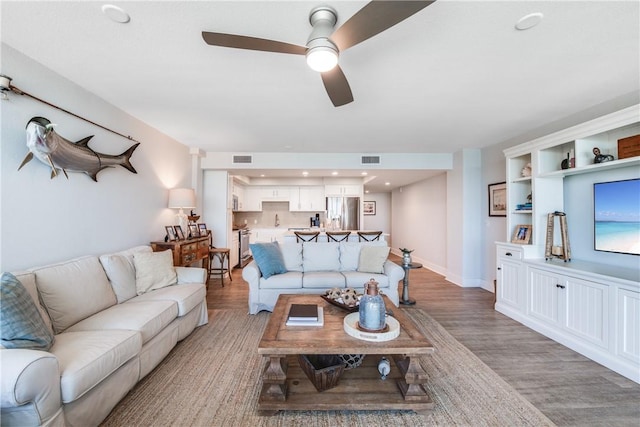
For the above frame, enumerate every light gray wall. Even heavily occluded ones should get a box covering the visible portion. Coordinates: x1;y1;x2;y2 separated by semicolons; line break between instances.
0;45;192;271
362;193;391;236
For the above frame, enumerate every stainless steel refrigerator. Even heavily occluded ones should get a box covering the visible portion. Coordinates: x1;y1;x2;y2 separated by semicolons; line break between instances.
326;197;360;230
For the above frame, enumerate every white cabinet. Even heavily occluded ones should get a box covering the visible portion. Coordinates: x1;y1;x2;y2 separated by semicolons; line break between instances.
290;186;325;211
617;288;640;365
495;244;525;314
250;228;286;243
260;187;291;201
230;231;240;268
324;184;361;197
243;187;262;212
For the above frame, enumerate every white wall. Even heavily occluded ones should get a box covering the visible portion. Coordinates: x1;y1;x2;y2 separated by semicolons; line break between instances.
362;193;391;237
391;173;448;275
0;45;191;271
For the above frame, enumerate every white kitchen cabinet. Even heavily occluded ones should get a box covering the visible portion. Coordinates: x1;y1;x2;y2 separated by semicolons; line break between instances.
324;184;361;197
259;186;291;201
495;244;525;315
230;231;240;268
290;186;325;211
242;187;262;211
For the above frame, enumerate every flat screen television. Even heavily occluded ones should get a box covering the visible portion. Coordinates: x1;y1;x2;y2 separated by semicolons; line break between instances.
593;178;640;256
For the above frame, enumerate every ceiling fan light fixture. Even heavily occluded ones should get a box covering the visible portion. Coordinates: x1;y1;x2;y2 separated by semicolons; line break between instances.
306;44;338;72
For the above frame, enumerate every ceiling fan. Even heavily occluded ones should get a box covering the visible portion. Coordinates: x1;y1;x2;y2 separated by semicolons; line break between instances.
202;1;435;107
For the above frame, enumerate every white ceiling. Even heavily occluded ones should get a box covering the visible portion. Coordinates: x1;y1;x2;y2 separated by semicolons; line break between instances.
2;1;639;192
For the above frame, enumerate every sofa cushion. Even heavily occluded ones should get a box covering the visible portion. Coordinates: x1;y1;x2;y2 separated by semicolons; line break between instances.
358;246;390;274
302;272;346;288
50;330;141;403
66;300;177;344
126;283;205;316
0;273;55;350
250;242;287;279
32;256;117;334
133;250;177;295
302;243;340;272
259;272;303;290
11;271;53;334
342;271;390;289
279;243;303;272
100;246;152;303
339;241;386;271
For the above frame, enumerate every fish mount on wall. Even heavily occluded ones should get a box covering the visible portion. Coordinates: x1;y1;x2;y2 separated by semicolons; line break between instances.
18;117;140;182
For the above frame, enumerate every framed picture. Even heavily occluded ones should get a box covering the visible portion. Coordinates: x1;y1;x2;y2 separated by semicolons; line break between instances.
488;182;507;217
198;223;208;237
363;201;376;215
511;224;532;244
165;226;177;241
188;224;199;238
174;225;185;240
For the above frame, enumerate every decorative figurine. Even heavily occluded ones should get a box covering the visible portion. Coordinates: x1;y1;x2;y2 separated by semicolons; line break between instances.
593;147;614;163
399;248;414;266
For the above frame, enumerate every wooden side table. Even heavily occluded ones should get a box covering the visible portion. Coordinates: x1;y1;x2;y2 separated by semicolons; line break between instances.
400;262;422;305
150;235;210;272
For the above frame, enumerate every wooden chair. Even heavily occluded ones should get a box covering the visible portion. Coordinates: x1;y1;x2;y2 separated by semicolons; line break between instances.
326;231;351;242
357;231;382;242
207;231;232;287
294;231;320;242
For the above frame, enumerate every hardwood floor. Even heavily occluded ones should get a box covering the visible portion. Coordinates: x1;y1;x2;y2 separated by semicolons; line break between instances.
206;255;640;426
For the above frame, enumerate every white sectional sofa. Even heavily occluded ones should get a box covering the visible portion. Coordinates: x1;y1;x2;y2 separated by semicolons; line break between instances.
242;241;404;314
0;246;208;427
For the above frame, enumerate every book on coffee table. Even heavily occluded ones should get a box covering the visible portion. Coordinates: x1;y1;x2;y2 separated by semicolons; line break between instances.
286;305;324;326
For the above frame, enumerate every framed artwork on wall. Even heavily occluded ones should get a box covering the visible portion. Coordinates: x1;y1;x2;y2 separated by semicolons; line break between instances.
488;182;507;217
363;201;376;215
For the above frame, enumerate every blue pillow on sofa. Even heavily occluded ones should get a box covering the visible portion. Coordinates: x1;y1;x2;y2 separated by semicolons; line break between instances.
250;242;287;279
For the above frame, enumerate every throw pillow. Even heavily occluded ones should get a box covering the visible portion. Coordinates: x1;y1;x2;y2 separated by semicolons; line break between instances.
133;250;177;295
357;246;390;274
0;272;55;350
250;242;287;279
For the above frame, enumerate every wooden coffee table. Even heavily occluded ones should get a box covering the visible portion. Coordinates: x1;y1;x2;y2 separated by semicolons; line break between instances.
258;294;435;414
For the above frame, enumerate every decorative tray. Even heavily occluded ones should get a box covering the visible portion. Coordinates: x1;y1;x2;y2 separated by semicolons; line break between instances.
343;312;400;342
320;295;359;313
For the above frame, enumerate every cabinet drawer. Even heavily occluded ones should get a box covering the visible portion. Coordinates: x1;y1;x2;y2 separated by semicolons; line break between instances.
181;243;197;254
498;247;522;260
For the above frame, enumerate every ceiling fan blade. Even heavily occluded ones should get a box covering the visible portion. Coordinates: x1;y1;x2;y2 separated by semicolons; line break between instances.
321;65;353;107
330;1;435;51
202;32;306;55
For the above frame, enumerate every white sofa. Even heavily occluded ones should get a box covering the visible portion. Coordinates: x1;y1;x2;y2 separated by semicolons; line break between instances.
242;241;404;314
0;246;208;427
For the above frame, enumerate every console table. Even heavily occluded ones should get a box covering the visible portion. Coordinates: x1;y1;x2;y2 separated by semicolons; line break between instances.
150;235;210;271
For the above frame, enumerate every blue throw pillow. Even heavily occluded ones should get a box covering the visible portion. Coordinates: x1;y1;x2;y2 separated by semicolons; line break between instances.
250;242;287;279
1;272;55;350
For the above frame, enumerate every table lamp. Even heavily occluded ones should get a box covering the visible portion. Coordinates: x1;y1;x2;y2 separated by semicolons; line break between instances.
168;188;196;235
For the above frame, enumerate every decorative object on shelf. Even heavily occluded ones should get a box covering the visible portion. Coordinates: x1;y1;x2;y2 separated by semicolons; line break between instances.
322;287;361;311
377;357;391;380
617;134;640;159
188;210;200;224
399;248;414;266
165;226;177;242
338;353;365;370
358;279;386;332
174;225;186;240
197;223;208;237
593;147;615;164
511;224;532;244
561;149;575;169
188;224;199;238
297;354;345;392
363;201;376;215
544;211;571;261
488;182;507;217
18;116;139;182
168;188;196;233
521;162;532;177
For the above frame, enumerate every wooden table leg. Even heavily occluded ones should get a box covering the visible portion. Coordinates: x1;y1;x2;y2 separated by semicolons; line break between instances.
392;355;432;403
259;355;288;402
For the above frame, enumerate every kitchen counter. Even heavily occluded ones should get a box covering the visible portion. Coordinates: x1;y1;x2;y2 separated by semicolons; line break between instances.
282;230;388;243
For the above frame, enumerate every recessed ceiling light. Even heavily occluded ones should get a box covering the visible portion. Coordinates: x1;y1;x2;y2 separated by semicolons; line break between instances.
515;12;543;31
361;172;368;176
365;190;369;193
302;171;309;176
102;4;130;24
385;182;390;186
331;171;338;176
260;174;265;177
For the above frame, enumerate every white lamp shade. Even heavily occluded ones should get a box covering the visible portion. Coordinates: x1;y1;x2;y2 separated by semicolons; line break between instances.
168;188;196;209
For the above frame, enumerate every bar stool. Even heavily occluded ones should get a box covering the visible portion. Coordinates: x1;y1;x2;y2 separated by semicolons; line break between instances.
294;231;320;242
326;231;351;242
209;247;232;287
357;231;382;242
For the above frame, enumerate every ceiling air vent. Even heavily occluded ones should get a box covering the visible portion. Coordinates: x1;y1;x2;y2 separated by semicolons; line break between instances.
232;155;253;164
361;155;381;165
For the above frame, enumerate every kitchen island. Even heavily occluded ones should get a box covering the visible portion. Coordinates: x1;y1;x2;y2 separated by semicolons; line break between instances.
282;230;388;243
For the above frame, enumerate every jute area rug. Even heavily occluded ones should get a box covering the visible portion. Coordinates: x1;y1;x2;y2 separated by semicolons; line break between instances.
101;308;555;427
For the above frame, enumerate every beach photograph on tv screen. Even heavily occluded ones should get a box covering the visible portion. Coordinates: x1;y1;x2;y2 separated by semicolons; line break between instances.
593;178;640;256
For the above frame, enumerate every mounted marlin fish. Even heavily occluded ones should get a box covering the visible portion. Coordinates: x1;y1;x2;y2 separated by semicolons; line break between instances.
18;117;140;182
